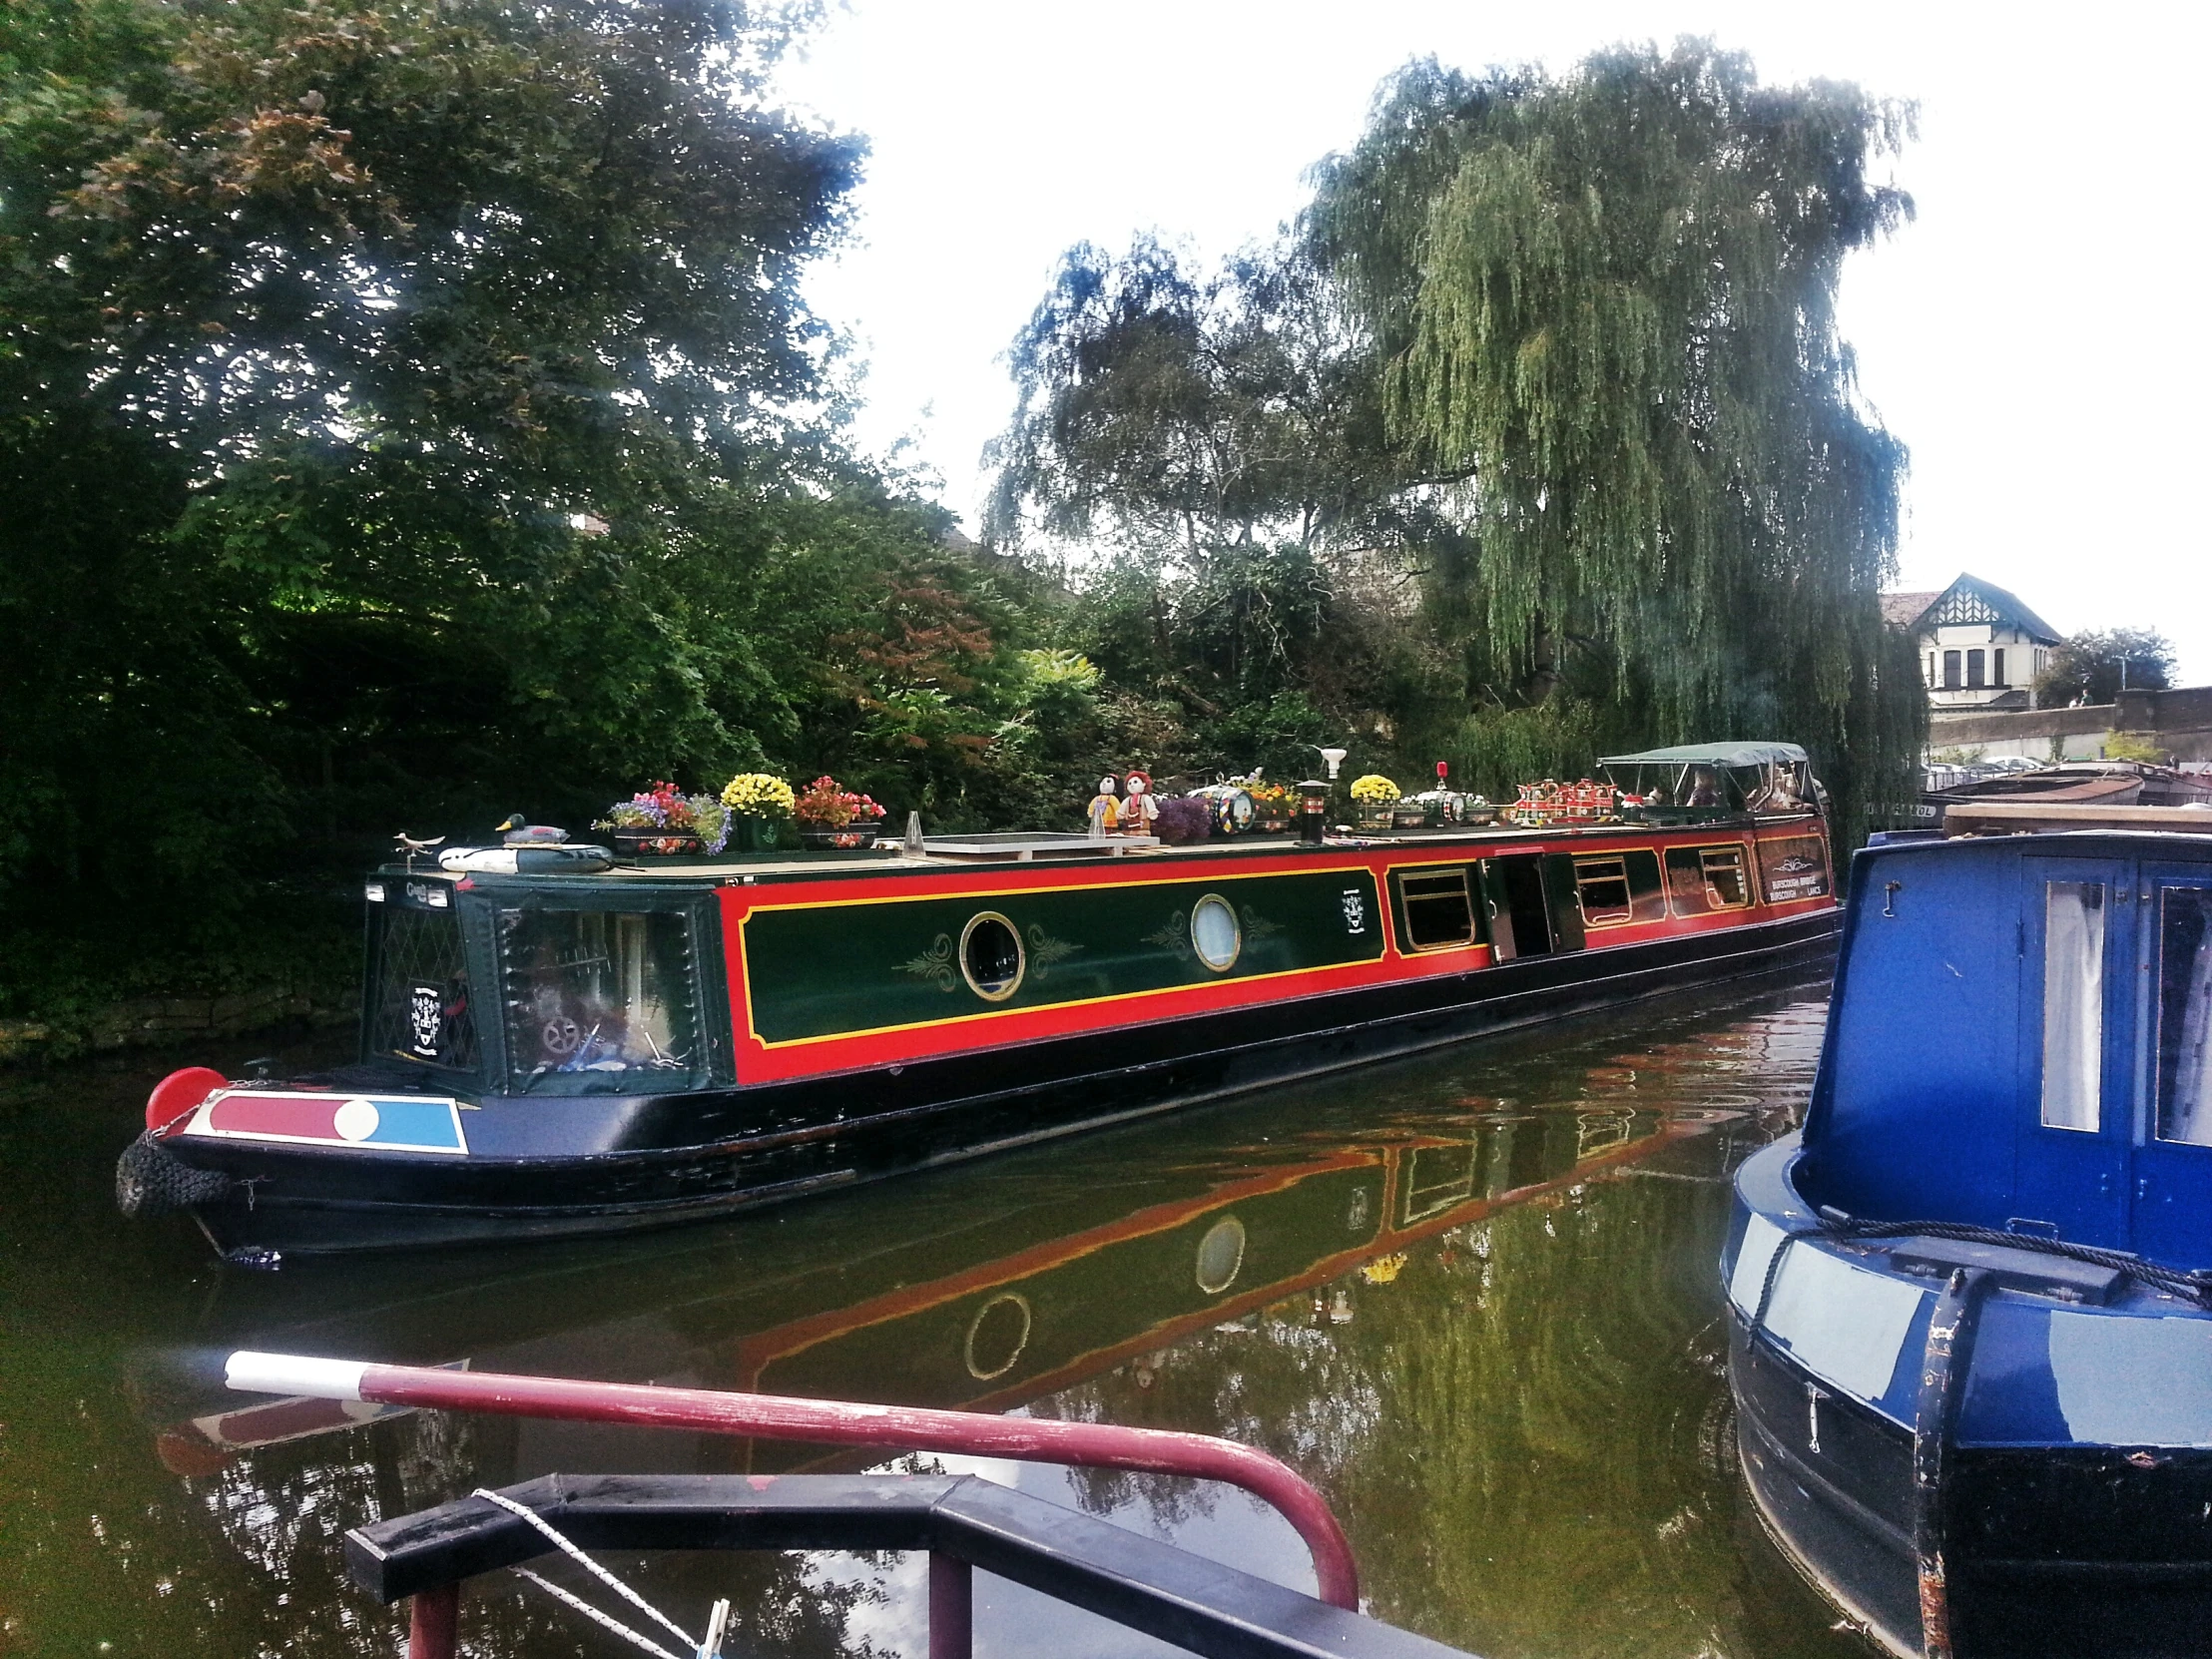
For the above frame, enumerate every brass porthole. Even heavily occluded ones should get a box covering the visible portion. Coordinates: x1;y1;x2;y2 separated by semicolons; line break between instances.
958;911;1026;1002
1189;893;1242;972
963;1292;1033;1380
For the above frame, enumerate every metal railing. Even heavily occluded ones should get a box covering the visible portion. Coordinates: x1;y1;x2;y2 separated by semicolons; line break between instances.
226;1352;1386;1659
349;1472;1475;1659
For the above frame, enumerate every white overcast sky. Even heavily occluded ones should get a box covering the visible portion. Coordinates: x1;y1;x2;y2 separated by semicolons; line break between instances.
781;1;2211;679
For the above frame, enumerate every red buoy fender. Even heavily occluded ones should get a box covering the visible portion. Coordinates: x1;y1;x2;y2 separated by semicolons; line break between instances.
146;1066;227;1135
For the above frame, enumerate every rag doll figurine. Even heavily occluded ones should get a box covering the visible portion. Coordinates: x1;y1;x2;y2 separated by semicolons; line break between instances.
1086;774;1121;836
1119;770;1159;836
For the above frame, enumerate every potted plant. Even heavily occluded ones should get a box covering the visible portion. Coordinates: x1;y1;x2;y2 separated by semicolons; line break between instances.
792;776;887;849
1239;777;1297;833
594;782;731;857
1350;774;1400;830
719;773;796;852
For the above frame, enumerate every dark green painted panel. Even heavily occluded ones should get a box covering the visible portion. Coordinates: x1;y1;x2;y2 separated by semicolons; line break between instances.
743;868;1385;1044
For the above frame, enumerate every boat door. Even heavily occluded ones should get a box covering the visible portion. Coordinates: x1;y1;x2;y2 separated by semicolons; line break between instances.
2127;860;2212;1264
1479;856;1552;961
2015;854;2137;1246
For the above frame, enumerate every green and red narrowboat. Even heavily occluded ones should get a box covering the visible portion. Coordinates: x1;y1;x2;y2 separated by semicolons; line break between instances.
115;744;1840;1263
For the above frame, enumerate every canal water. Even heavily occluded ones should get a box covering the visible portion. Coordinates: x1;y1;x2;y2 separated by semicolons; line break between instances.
0;981;1873;1659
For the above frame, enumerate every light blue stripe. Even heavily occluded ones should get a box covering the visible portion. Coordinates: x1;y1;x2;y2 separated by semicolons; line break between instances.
364;1098;462;1149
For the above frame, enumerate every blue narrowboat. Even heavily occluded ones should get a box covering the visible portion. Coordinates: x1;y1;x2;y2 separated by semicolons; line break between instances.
1727;805;2212;1658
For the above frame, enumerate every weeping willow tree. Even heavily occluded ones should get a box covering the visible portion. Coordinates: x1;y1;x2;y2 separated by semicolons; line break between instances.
1310;42;1928;841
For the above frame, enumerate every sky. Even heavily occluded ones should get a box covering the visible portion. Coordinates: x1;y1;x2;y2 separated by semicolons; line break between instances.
780;1;2212;680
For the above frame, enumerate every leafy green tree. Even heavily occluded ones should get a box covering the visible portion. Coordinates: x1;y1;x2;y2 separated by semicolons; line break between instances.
989;236;1410;557
0;0;1013;1010
1308;43;1926;838
2034;627;2176;706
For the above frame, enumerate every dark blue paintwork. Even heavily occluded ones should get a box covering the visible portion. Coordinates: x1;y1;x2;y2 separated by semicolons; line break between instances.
1725;829;2212;1658
1802;829;2212;1263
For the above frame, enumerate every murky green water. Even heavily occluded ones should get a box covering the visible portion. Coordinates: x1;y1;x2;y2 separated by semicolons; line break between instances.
0;981;1872;1659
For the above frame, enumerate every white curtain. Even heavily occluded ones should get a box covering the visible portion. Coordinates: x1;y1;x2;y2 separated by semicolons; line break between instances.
2041;882;2104;1132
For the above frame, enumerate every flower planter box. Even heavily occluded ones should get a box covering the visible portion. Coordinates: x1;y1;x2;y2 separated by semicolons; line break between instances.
798;824;881;850
609;827;705;857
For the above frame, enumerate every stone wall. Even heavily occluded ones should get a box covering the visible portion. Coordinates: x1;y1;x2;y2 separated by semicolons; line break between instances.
0;984;357;1064
1928;683;2212;764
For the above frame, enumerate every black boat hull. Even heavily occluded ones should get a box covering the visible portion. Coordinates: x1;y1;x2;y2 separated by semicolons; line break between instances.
1734;1314;2212;1659
163;909;1837;1257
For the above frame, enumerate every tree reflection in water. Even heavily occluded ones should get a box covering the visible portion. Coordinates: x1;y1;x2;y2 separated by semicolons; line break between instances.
0;987;1869;1658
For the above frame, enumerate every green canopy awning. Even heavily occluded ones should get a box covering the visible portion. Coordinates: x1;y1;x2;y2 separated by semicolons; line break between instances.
1597;743;1809;769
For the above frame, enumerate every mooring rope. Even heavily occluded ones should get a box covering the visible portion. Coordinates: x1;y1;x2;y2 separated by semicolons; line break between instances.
511;1567;688;1659
472;1487;704;1658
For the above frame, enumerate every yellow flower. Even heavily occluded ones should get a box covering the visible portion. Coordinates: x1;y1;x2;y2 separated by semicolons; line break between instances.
1359;1253;1407;1285
1349;774;1401;803
720;773;796;817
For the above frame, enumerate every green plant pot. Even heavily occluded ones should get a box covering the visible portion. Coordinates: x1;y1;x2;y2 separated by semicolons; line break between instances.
728;816;780;853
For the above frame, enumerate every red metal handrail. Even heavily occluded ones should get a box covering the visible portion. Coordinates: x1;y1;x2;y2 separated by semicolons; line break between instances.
225;1352;1360;1610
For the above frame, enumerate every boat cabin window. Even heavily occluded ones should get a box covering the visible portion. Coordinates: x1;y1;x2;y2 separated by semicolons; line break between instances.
1757;835;1832;903
367;901;480;1075
1190;893;1243;972
498;905;705;1091
1571;852;1665;927
2039;880;2105;1132
1573;857;1631;924
1395;868;1478;951
1664;845;1750;914
2155;887;2212;1145
959;911;1025;1001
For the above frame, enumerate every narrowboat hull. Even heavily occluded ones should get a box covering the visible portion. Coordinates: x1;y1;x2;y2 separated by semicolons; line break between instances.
1728;1136;2212;1659
126;814;1840;1259
160;908;1834;1257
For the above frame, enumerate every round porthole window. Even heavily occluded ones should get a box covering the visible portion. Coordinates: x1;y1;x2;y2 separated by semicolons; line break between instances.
1190;893;1242;972
959;911;1026;1001
964;1292;1033;1380
1194;1216;1247;1295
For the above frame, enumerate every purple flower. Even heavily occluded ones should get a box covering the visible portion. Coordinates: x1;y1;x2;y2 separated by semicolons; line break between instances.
1154;797;1212;844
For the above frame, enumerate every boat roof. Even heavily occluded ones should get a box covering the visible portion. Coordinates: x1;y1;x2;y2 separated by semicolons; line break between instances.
1598;742;1809;768
384;810;1827;886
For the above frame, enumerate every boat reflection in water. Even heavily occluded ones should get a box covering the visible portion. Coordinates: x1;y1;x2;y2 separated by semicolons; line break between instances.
117;990;1854;1659
155;1087;1722;1463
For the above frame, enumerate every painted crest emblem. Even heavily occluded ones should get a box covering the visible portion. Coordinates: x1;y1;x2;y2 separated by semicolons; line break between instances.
408;984;443;1058
1341;889;1368;934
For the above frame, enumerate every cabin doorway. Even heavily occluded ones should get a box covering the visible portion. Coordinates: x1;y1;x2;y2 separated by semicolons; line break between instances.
1481;856;1554;961
2129;860;2212;1264
2016;854;2135;1246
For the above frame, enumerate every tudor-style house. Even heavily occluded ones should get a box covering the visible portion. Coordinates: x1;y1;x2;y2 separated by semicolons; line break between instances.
1880;573;2062;712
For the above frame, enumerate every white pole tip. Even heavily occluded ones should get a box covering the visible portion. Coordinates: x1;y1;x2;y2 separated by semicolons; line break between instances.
224;1351;370;1401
